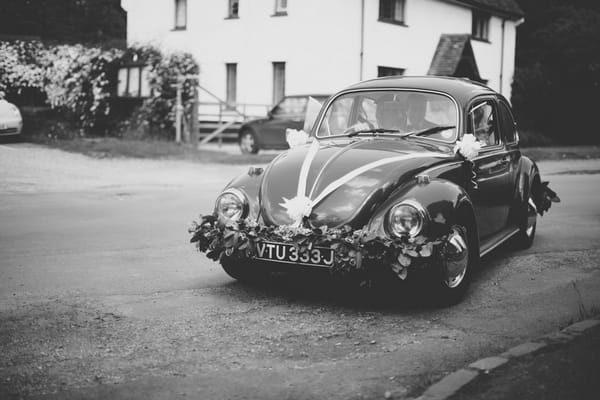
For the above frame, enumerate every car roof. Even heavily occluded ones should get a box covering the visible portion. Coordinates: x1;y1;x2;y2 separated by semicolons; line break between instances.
342;76;498;106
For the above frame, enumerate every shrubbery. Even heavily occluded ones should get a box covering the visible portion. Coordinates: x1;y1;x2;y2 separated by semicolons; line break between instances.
0;40;199;139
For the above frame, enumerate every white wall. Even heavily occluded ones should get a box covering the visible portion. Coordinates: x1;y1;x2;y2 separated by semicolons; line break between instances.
122;0;519;111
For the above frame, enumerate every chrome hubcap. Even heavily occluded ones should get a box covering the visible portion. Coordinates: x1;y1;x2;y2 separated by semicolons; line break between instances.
240;133;254;153
526;197;537;237
445;227;469;288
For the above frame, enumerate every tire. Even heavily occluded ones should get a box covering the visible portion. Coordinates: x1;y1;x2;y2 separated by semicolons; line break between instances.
239;129;259;154
514;192;537;249
220;256;267;283
429;224;474;306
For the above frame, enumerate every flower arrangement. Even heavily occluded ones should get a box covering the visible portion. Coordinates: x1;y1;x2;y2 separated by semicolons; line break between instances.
453;134;481;160
189;215;453;281
285;128;310;148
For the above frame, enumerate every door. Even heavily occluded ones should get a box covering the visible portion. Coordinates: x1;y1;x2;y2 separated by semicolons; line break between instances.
467;99;512;239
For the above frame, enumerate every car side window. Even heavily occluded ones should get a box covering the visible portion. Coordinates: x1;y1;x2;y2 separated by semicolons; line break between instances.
498;101;517;143
467;100;500;147
271;97;308;118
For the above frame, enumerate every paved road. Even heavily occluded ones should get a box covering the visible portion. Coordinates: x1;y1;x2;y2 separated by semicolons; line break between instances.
1;144;599;399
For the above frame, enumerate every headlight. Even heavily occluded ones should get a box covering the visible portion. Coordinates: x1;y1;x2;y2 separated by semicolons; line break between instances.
215;189;247;222
387;200;428;237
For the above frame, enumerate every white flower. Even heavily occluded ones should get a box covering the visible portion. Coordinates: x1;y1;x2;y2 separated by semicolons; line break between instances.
285;129;310;149
280;195;313;226
454;134;481;161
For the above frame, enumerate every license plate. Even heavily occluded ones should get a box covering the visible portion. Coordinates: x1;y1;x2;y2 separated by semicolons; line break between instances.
255;241;335;268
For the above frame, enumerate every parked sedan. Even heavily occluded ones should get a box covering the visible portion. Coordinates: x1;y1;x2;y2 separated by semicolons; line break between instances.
238;94;330;154
0;99;23;139
192;76;558;305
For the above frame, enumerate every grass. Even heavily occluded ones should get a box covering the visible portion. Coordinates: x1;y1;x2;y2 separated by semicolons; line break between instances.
19;135;600;164
24;136;279;164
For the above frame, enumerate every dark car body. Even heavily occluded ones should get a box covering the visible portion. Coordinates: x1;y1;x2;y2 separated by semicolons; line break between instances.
195;76;556;305
238;94;330;153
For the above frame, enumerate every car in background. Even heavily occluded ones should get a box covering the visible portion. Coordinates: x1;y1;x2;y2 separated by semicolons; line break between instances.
238;94;330;154
0;99;23;140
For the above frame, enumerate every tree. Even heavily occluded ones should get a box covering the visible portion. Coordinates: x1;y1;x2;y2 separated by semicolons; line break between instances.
512;0;600;144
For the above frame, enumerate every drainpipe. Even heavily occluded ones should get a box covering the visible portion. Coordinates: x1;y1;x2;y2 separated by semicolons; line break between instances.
360;0;365;80
499;19;505;95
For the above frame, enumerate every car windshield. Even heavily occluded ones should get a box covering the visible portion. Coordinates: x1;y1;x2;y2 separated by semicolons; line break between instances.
316;90;458;142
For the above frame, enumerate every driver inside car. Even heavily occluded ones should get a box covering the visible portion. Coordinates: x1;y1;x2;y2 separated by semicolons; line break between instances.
347;93;406;133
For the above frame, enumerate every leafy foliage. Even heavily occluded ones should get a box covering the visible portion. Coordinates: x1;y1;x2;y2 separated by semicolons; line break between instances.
189;215;452;281
0;40;199;137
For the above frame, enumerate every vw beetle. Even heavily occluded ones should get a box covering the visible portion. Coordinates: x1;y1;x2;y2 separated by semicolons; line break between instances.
191;76;558;305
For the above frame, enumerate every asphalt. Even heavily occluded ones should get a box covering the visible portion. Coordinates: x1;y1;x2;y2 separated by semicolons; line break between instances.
416;319;600;400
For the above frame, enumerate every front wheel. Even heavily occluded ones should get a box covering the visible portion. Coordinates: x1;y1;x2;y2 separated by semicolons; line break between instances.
220;257;268;283
239;129;259;154
429;225;473;306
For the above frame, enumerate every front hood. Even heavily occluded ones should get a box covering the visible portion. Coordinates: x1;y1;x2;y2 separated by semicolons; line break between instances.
260;138;454;227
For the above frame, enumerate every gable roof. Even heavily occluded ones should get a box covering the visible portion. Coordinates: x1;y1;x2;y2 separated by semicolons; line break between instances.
448;0;524;19
428;34;482;81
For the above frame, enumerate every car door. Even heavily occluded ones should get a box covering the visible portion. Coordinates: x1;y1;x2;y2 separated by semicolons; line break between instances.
497;98;521;202
261;96;306;147
467;98;513;240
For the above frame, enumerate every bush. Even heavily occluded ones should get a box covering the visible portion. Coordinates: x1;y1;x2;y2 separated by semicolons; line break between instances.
0;40;199;139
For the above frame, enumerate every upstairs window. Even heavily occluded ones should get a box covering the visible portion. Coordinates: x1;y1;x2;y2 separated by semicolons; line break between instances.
274;0;287;16
472;11;490;41
379;0;406;25
174;0;187;30
378;66;405;77
228;0;239;18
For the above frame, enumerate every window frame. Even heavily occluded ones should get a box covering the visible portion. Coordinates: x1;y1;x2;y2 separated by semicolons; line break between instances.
471;11;490;42
272;62;286;105
378;0;407;26
497;99;518;144
377;66;405;77
173;0;187;30
273;0;288;16
227;0;239;19
466;98;503;151
225;63;237;109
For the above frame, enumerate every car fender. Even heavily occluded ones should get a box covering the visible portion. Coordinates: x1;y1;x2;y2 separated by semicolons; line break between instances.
221;153;287;220
517;155;541;203
367;178;479;252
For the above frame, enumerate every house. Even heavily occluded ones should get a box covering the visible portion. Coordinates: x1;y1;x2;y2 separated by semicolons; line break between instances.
122;0;523;117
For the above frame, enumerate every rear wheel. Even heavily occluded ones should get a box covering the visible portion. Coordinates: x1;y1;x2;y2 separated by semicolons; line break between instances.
239;129;259;154
514;194;537;249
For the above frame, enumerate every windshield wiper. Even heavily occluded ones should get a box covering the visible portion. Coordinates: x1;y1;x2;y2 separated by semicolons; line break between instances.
398;125;456;138
346;128;401;138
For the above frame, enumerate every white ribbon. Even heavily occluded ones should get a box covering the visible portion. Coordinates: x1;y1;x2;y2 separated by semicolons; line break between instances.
280;141;444;225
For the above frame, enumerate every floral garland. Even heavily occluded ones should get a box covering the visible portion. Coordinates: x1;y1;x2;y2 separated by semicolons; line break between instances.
189;215;453;281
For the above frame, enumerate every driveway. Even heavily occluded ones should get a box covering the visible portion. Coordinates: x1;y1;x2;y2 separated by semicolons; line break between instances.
1;143;599;399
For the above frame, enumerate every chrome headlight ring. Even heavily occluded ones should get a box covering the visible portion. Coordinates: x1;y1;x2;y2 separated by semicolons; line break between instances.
214;188;249;223
387;199;429;238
